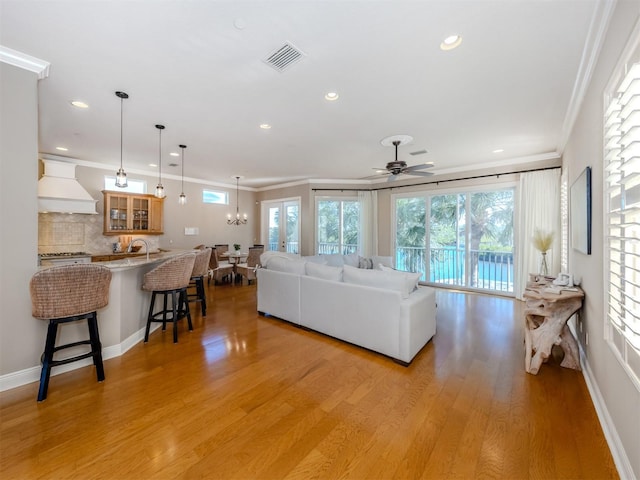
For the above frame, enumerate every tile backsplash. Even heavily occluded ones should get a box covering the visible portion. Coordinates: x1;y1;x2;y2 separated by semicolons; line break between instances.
38;213;159;254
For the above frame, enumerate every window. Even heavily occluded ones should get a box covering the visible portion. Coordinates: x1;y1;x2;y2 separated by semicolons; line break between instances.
104;176;146;193
202;190;228;205
604;60;640;388
316;198;359;254
393;187;515;293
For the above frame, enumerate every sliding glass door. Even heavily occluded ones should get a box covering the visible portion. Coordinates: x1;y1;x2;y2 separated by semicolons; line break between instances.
393;187;515;293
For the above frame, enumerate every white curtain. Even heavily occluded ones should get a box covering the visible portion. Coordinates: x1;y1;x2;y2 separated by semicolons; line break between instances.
358;190;378;257
515;169;561;299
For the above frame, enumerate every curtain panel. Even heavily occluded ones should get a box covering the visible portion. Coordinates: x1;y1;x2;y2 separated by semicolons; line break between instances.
516;169;561;299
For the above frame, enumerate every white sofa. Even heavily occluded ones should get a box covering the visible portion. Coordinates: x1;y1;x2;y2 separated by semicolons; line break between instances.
256;252;437;364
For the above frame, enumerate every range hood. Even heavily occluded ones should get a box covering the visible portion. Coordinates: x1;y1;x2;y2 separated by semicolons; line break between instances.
38;159;98;214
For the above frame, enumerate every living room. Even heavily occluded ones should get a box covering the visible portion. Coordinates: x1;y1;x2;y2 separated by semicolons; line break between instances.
1;1;639;478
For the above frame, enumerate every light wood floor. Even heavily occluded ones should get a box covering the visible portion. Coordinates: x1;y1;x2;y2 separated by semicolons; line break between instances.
1;282;617;479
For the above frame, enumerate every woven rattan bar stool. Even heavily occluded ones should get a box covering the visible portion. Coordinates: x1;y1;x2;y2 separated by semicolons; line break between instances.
142;253;196;343
29;264;112;402
187;248;212;316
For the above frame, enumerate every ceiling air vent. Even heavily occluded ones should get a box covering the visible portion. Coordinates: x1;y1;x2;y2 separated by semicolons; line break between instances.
263;42;305;72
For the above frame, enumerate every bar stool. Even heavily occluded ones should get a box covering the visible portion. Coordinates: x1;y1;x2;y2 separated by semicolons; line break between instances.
142;253;196;343
187;247;212;316
29;264;112;402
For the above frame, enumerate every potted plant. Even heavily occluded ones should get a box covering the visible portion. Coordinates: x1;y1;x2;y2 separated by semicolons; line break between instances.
233;243;241;251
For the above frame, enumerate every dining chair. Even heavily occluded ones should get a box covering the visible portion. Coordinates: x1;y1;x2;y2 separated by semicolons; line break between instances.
208;247;234;285
235;246;264;285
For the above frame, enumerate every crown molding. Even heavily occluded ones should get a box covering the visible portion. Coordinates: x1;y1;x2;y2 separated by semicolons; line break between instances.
0;45;50;79
557;0;617;154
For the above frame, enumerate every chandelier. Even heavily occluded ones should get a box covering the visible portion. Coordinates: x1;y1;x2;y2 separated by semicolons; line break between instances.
227;176;247;225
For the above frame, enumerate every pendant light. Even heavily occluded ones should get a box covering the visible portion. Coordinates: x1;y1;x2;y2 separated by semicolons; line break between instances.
178;144;187;205
115;91;129;188
227;176;248;225
154;124;166;198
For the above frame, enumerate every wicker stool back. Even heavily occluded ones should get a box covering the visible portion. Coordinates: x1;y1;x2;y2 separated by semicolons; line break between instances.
29;264;112;401
142;253;196;343
187;248;212;316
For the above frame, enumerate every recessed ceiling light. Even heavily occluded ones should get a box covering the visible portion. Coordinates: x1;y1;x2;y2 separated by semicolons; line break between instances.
260;123;271;129
492;148;505;153
440;34;462;51
149;163;157;167
70;101;89;108
325;92;339;101
169;152;179;157
55;146;68;151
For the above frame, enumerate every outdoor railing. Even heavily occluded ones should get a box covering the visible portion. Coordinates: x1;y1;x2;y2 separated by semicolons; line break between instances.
317;243;358;255
396;246;513;293
267;242;299;254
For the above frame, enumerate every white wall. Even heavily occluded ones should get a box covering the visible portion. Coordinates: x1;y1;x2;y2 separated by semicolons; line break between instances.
562;1;639;477
0;63;41;375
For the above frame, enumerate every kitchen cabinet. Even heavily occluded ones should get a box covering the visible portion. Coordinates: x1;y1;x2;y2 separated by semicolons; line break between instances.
103;191;164;235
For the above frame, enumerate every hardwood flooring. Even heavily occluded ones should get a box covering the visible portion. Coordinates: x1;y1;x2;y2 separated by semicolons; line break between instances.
0;283;618;479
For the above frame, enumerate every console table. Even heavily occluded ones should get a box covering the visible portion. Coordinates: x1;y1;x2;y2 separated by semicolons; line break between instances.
523;276;584;375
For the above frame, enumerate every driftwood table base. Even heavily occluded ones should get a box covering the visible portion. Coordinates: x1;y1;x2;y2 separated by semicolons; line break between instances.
523;278;584;375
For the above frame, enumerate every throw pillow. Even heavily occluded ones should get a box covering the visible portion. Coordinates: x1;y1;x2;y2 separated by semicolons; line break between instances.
260;251;301;269
305;262;343;282
358;256;374;269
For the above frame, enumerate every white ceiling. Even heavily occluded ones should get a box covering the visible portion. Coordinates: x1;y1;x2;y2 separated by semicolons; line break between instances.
1;0;604;188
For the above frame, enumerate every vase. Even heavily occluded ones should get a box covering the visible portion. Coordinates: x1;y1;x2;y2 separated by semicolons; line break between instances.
539;251;549;276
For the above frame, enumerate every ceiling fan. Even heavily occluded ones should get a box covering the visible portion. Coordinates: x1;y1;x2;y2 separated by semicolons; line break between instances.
370;136;434;182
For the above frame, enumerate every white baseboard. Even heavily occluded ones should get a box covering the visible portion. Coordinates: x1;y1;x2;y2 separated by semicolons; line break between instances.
577;337;635;479
0;324;158;393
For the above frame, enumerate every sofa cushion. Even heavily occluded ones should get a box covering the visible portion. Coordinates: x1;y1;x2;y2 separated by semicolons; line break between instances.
267;256;307;275
302;255;328;265
306;262;343;281
371;255;393;268
343;253;360;267
379;265;421;295
343;264;417;299
260;251;301;269
324;254;345;267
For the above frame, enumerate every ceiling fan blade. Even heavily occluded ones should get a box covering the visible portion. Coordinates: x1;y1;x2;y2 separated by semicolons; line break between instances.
403;163;434;172
404;170;434;177
360;173;388;180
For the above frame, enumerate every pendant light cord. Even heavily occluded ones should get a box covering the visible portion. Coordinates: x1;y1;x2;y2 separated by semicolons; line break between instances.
119;96;124;170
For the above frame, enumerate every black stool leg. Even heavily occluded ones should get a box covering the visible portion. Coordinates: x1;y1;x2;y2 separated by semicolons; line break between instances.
170;291;179;343
145;291;157;342
162;293;168;331
182;289;193;331
197;277;206;316
87;312;105;382
38;320;59;401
